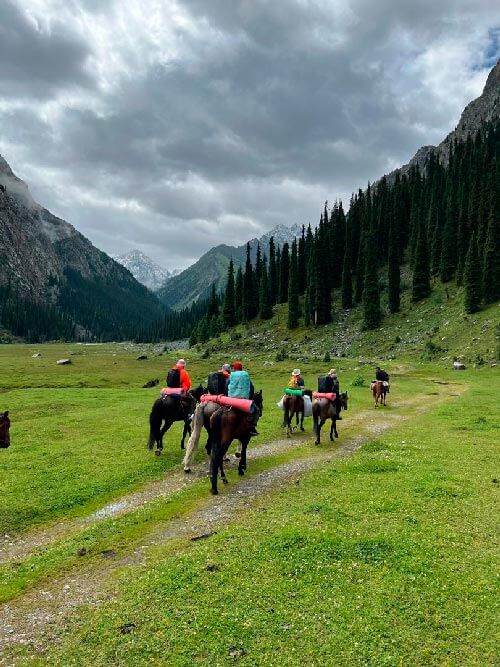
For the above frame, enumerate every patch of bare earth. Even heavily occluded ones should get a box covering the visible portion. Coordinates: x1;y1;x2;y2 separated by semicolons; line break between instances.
0;387;461;661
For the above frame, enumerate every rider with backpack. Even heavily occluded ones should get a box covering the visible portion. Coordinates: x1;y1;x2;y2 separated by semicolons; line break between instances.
375;366;390;391
166;359;192;392
227;361;259;436
207;363;231;395
317;368;342;419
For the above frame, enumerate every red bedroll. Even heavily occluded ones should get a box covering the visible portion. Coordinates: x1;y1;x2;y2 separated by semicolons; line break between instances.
312;392;336;401
160;387;185;396
200;394;253;414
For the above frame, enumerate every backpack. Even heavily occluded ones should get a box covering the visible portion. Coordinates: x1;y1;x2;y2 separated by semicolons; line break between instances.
166;368;181;388
207;371;226;395
318;375;333;393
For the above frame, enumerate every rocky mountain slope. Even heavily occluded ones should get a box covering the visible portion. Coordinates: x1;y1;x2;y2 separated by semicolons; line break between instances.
388;59;500;180
0;157;163;340
157;223;302;310
114;249;178;291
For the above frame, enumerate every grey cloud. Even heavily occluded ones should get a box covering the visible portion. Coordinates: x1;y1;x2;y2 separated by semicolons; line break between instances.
0;0;93;99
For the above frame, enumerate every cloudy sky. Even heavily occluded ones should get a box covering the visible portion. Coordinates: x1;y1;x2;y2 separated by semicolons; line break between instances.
0;1;498;269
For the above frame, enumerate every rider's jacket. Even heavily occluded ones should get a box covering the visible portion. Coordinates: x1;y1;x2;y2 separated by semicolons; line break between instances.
376;370;389;382
227;370;251;399
175;365;192;392
287;375;305;389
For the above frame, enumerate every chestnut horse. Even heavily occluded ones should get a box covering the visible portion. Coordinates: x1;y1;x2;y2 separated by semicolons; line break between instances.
312;392;348;445
0;411;10;448
147;385;205;455
207;390;263;495
371;381;387;407
283;390;313;437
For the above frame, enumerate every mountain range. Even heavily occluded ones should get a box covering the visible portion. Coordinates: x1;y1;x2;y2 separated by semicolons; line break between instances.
156;223;302;310
114;249;179;291
0;157;163;340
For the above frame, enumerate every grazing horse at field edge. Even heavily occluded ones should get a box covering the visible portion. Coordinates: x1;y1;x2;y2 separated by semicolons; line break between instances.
147;385;205;455
312;393;348;445
207;390;263;495
371;381;387;407
283;390;312;437
0;412;10;448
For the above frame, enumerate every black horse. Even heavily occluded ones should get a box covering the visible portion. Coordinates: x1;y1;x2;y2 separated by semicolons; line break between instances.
312;392;348;445
147;385;205;455
208;390;264;495
0;411;10;448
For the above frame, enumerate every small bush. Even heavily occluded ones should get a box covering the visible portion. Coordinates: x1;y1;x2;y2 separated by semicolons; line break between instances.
201;348;210;359
275;348;287;362
230;331;242;342
351;375;365;387
324;351;331;363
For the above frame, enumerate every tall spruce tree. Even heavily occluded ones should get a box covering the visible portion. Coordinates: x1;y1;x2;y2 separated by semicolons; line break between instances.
234;266;243;323
439;194;457;282
464;232;482;313
279;242;290;303
222;259;235;328
387;210;400;313
362;232;381;329
268;236;278;305
412;220;431;302
341;224;353;309
482;209;500;304
287;239;299;329
259;257;273;320
298;225;306;295
242;243;257;321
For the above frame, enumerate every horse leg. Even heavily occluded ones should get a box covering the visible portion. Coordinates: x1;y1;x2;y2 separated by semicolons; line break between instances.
156;421;171;455
316;419;325;446
180;421;190;449
300;412;305;432
220;454;228;484
238;439;249;476
210;442;221;495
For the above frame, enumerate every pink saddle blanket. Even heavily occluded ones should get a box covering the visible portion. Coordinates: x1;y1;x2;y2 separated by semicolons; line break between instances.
200;394;253;414
160;387;185;396
312;392;337;401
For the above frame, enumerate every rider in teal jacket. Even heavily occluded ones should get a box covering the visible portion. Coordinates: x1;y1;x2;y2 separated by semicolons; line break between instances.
226;361;258;435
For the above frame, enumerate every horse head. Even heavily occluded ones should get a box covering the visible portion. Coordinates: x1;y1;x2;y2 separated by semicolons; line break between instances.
340;392;348;411
0;411;11;448
254;389;264;416
190;385;206;402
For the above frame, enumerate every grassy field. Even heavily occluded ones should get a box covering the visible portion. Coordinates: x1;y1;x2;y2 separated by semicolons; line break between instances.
0;343;498;665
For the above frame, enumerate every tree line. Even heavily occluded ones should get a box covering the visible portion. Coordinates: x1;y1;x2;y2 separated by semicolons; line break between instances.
188;121;499;343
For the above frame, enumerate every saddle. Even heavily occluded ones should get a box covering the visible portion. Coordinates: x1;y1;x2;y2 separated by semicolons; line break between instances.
160;387;185;397
201;394;254;414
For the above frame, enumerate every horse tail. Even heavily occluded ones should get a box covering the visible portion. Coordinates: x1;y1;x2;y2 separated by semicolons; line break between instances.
283;396;290;427
148;399;162;449
210;408;223;447
312;401;319;430
183;403;204;470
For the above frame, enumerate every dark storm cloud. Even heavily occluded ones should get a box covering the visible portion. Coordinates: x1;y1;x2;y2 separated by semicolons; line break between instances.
0;0;498;268
0;0;93;99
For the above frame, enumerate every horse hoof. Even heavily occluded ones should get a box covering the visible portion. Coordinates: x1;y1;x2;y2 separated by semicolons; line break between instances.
155;450;162;456
222;477;228;484
180;444;184;450
234;452;241;458
184;468;191;474
315;441;320;446
335;433;339;438
211;489;219;495
238;469;244;476
300;427;305;432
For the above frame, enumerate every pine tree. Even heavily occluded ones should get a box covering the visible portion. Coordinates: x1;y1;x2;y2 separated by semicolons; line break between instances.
222;259;235;328
234;266;243;323
362;232;381;329
259;257;273;320
242;243;256;321
482;209;500;304
287;239;299;329
298;225;306;295
341;224;353;309
279;242;290;303
412;220;431;302
387;211;400;313
207;284;219;319
464;233;482;313
439;195;457;283
268;237;278;304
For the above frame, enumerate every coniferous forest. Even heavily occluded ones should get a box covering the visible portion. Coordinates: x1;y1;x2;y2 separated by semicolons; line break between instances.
186;122;499;344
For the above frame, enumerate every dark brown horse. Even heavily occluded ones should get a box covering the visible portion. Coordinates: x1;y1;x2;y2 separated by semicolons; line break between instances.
371;381;387;407
283;390;312;437
312;392;348;445
147;385;205;455
0;411;10;449
207;390;263;494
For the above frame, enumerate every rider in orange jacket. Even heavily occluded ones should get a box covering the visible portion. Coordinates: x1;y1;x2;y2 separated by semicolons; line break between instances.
175;359;192;392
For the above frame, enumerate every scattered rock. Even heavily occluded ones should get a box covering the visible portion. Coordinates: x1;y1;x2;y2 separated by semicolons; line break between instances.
119;623;136;635
453;361;466;370
32;353;41;358
190;532;216;541
205;563;220;572
136;354;148;361
101;549;117;558
76;547;87;557
56;359;71;365
142;378;159;388
228;646;246;659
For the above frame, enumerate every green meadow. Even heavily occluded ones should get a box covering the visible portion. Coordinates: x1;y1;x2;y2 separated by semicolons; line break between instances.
0;343;498;666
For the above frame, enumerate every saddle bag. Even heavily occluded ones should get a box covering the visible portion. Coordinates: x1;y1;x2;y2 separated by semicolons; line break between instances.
166;368;181;388
207;371;226;395
317;375;333;393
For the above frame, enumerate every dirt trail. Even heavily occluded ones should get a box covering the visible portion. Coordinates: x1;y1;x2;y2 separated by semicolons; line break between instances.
0;387;461;660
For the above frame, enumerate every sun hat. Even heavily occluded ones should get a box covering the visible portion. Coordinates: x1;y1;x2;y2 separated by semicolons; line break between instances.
328;368;337;375
176;359;186;367
292;369;301;376
233;361;243;370
222;363;231;372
